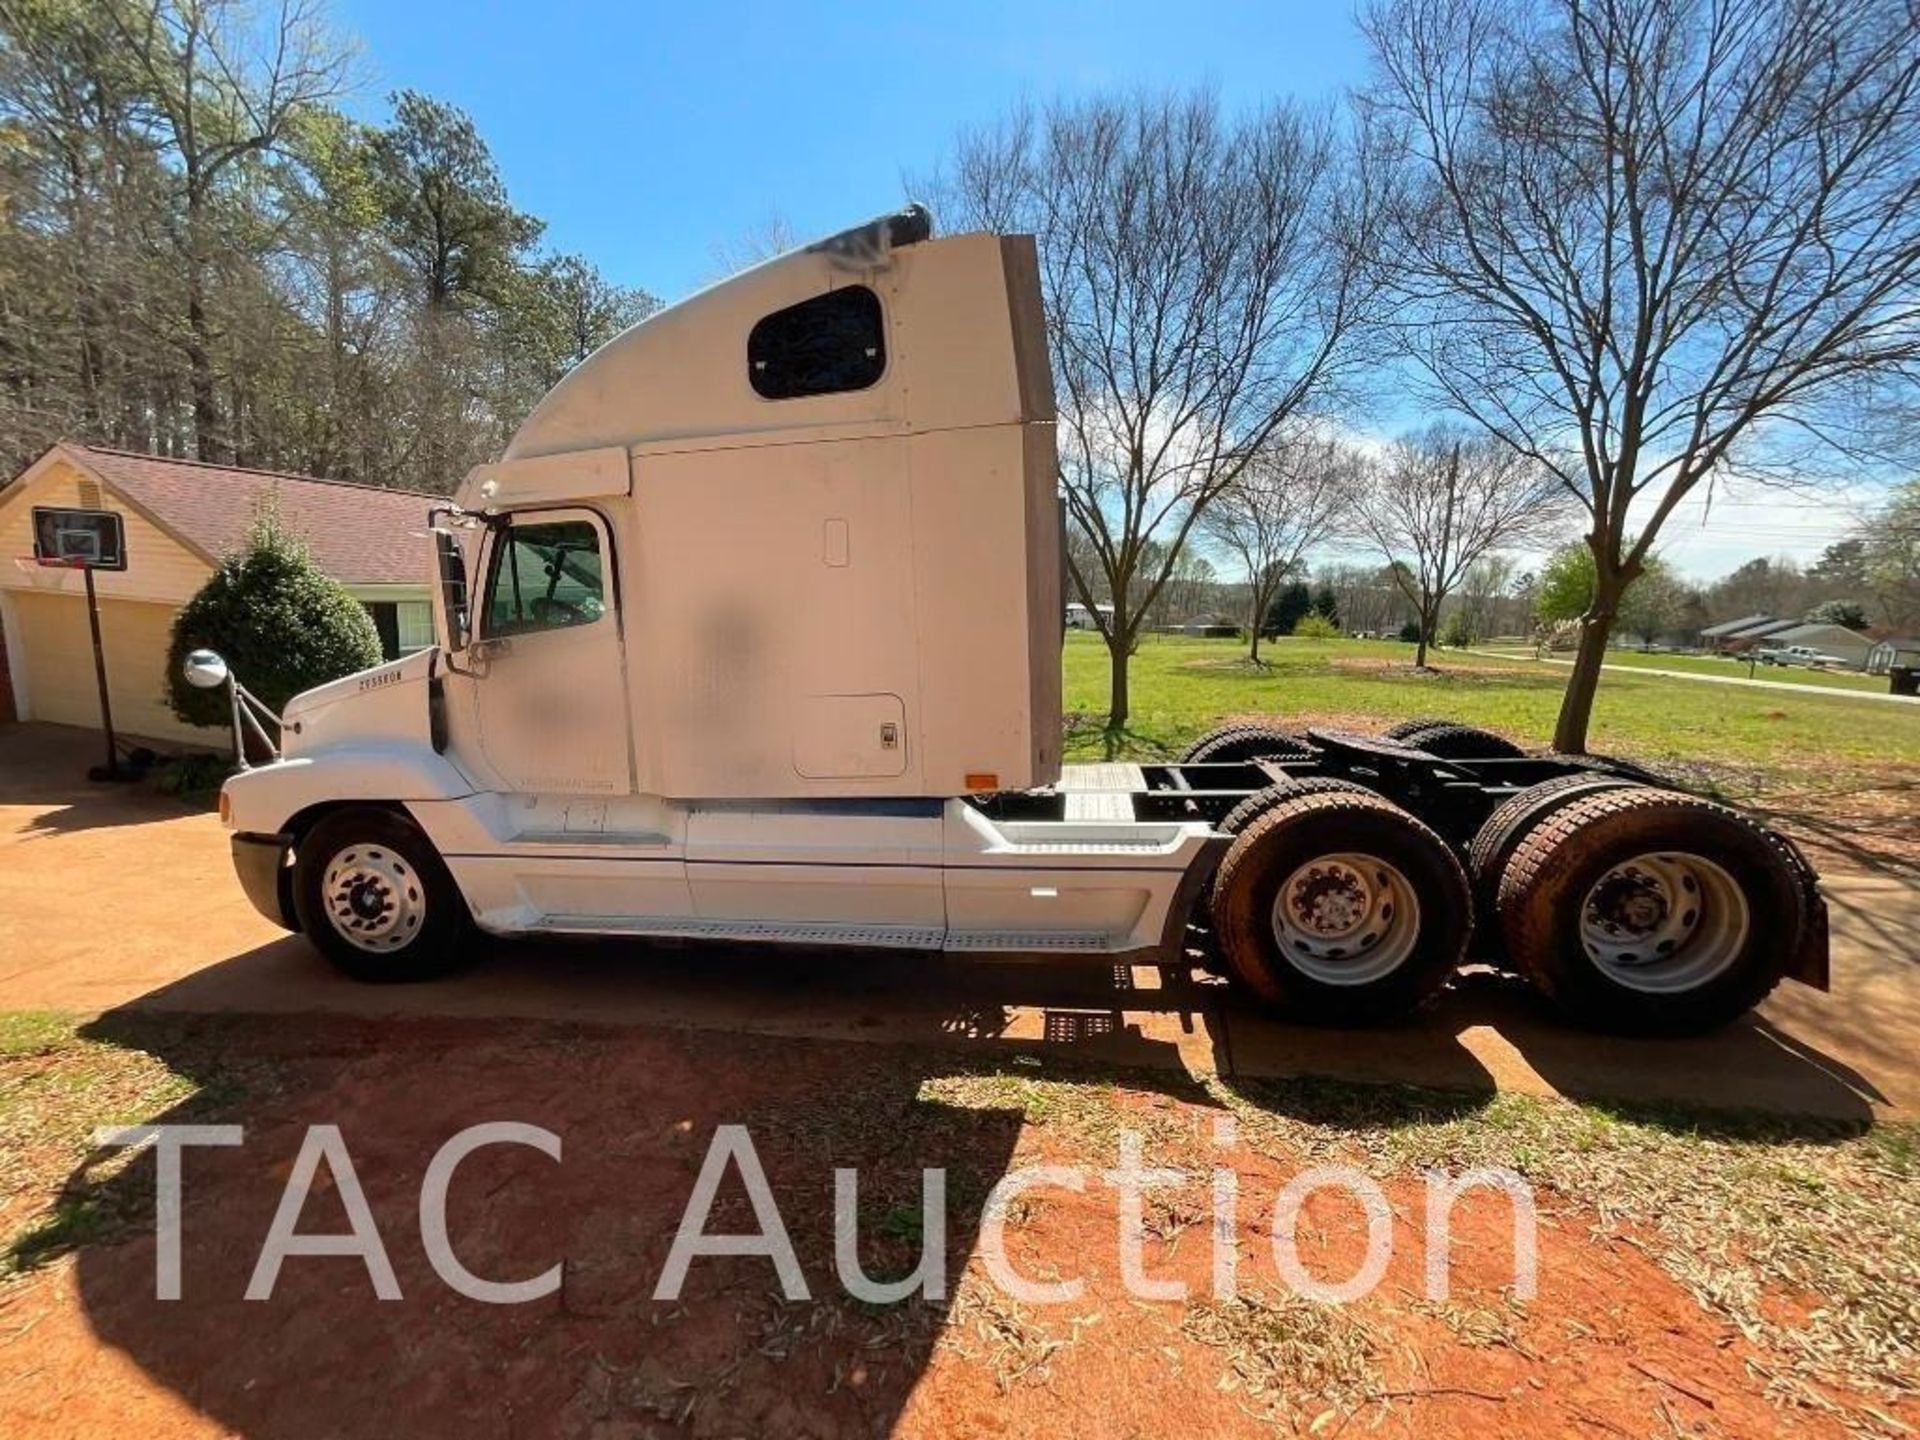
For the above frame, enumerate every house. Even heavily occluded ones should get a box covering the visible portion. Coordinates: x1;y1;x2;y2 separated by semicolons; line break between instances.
1759;622;1876;669
1699;614;1800;653
0;442;437;747
1066;601;1114;631
1698;612;1774;644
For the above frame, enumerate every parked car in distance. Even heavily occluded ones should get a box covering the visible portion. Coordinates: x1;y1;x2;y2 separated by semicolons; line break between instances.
1755;644;1850;668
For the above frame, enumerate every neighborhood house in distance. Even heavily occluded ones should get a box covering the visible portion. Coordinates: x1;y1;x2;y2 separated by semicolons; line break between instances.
1696;613;1882;668
0;443;436;746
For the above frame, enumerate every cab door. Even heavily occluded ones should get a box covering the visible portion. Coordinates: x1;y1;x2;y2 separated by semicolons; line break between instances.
472;508;633;794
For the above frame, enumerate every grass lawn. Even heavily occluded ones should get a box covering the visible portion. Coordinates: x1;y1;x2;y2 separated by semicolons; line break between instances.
1062;632;1920;776
1062;633;1919;881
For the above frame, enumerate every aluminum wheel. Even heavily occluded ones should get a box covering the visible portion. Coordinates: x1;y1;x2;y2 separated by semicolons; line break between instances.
321;844;427;954
1269;852;1421;985
1578;852;1750;994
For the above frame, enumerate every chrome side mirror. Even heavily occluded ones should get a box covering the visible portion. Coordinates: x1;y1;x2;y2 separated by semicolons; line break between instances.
183;649;230;690
180;649;282;771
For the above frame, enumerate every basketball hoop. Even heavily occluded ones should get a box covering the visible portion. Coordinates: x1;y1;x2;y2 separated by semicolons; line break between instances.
20;507;130;780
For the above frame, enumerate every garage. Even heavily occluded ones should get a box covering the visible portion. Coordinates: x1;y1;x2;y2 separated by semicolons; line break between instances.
9;589;204;747
0;441;438;754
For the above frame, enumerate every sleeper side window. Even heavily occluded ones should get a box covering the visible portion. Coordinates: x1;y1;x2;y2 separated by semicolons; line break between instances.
484;519;606;636
748;285;886;399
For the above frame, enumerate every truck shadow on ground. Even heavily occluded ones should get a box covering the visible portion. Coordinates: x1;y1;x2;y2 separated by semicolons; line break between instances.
48;1008;1065;1440
119;928;1890;1122
18;930;1880;1438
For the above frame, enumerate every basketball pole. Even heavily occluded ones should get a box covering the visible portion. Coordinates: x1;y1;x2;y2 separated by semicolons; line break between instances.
82;563;118;779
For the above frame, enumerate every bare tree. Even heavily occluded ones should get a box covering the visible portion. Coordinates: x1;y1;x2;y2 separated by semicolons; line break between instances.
1200;430;1359;661
1354;425;1567;667
1363;0;1920;749
1147;548;1219;629
1457;552;1519;642
1319;561;1405;637
929;92;1382;728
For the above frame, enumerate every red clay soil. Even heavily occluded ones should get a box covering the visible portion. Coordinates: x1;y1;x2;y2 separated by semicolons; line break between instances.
0;1015;1907;1439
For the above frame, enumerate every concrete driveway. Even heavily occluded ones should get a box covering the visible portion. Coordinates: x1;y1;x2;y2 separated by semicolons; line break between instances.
2;722;1915;1119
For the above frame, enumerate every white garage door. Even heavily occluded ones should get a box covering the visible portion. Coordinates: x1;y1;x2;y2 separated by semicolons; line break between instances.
11;590;213;748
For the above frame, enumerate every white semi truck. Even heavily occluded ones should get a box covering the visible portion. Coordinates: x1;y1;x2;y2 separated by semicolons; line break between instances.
212;207;1829;1033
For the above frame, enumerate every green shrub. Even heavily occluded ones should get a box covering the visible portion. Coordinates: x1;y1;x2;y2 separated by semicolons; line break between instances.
167;503;383;728
1438;609;1475;647
1290;612;1340;640
148;751;237;801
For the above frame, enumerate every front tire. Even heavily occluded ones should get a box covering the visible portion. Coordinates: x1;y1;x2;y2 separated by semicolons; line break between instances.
292;807;475;982
1210;790;1471;1024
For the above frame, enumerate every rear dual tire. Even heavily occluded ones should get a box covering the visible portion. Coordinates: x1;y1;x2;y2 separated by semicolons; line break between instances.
1383;718;1524;760
1180;723;1314;764
1210;789;1471;1025
1491;788;1805;1033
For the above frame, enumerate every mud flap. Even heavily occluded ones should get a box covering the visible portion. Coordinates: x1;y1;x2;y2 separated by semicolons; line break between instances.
1155;833;1231;964
1787;890;1831;991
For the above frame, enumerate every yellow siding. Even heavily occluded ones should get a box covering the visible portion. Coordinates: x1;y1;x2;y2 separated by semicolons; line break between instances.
13;590;217;749
0;456;212;606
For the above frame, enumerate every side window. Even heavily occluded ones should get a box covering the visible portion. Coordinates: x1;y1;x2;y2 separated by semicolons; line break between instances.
484;519;606;636
748;285;885;399
396;601;436;654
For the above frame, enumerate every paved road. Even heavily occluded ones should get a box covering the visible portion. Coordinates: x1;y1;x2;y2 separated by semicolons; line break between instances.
2;722;1914;1119
1469;648;1920;705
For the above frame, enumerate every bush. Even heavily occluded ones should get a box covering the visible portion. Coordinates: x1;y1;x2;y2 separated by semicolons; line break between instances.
1263;580;1312;637
1291;612;1340;640
1397;619;1424;643
1437;610;1475;648
148;751;237;801
167;504;383;728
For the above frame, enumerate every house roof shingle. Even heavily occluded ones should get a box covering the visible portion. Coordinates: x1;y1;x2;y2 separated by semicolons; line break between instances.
60;444;440;587
1739;618;1804;640
1699;612;1776;637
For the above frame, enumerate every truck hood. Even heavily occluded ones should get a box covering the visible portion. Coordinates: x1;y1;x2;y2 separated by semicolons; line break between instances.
280;649;438;756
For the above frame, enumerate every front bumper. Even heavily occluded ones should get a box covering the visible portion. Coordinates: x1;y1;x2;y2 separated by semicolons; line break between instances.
231;832;298;931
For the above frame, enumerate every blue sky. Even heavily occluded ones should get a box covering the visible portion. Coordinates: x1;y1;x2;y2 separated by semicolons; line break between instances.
331;0;1862;579
333;0;1368;300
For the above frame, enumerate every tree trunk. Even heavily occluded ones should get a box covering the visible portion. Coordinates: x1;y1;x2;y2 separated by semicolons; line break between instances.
1248;618;1263;664
1414;604;1435;668
1107;632;1131;731
184;185;224;463
1553;575;1624;753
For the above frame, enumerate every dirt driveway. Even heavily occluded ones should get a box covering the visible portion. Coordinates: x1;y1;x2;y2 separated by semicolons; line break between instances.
1;722;1915;1119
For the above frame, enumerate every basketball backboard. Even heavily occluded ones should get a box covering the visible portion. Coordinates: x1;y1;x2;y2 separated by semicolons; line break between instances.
31;506;126;570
